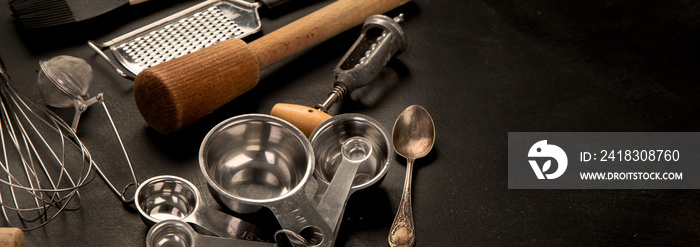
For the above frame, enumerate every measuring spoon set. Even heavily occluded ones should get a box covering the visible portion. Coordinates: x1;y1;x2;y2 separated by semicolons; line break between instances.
134;9;413;245
140;113;392;247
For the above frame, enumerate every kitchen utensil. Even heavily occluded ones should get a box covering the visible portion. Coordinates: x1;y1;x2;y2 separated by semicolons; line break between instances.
0;56;94;230
133;0;411;134
199;114;333;246
133;175;268;241
272;14;408;137
37;55;111;131
88;0;262;80
316;136;373;234
388;105;435;247
146;220;276;247
36;55;138;203
0;227;24;247
309;114;392;226
8;0;149;29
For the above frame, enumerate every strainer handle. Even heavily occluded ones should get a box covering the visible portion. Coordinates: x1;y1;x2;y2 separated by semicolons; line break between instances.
87;94;140;203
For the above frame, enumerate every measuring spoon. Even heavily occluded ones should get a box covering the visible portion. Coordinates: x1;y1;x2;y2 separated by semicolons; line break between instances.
316;137;373;235
134;175;267;241
146;220;276;247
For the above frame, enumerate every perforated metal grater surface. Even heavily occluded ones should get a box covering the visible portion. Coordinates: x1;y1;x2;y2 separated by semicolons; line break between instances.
89;0;262;79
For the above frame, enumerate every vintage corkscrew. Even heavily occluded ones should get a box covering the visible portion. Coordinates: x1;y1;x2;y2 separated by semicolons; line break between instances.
271;14;407;136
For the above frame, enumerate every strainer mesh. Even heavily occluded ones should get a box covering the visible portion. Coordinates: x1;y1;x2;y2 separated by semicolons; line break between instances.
37;55;92;108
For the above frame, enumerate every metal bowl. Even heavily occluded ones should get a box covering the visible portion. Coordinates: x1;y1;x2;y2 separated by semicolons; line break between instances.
146;220;195;247
134;175;200;225
309;113;392;192
199;114;314;214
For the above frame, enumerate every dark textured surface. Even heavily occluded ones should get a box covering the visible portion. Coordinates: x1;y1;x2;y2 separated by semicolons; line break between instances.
1;0;700;246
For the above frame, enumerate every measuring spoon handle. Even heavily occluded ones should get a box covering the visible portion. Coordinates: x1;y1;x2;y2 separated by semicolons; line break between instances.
316;158;362;234
388;158;415;247
191;206;268;242
267;191;334;247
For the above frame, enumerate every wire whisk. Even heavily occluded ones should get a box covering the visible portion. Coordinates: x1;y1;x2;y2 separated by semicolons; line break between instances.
0;55;139;230
0;57;96;230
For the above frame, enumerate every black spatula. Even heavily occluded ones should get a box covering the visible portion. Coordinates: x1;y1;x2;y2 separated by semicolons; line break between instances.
8;0;150;29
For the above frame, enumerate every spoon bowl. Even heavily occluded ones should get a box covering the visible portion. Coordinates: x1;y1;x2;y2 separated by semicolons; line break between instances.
392;105;435;160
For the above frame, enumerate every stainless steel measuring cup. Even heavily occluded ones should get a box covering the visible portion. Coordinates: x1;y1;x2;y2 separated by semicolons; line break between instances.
134;175;264;241
199;114;333;246
146;220;275;247
309;114;393;237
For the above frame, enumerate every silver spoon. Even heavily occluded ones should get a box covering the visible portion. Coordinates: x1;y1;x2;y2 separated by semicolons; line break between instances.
388;105;435;247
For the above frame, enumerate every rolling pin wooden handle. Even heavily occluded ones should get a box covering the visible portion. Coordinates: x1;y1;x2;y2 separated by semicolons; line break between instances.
271;103;331;137
134;0;411;134
134;39;260;134
250;0;412;69
0;227;25;247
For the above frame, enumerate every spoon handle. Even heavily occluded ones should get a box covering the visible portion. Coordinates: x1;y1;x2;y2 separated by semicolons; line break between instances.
388;158;415;247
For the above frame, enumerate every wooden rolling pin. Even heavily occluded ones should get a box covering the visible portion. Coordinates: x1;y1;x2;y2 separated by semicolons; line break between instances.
133;0;411;134
0;228;24;247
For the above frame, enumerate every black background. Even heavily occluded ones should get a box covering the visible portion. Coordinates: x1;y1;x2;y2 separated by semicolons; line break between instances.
1;0;700;246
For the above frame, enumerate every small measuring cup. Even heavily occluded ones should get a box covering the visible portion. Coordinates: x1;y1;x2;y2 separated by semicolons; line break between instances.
199;114;334;246
309;114;393;237
146;220;276;247
134;175;265;241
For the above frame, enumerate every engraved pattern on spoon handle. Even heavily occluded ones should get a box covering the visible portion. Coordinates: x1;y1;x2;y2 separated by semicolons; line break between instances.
388;158;415;247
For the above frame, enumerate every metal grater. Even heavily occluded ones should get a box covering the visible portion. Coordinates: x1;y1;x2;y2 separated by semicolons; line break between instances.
89;0;262;80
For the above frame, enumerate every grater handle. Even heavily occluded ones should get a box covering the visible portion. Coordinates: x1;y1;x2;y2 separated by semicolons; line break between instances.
249;0;411;69
87;41;136;80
